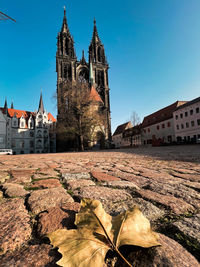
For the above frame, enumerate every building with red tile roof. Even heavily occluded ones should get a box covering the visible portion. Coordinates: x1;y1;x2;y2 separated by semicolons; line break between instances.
142;101;187;146
0;93;56;154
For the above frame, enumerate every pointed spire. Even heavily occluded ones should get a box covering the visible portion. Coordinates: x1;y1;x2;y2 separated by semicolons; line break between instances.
38;90;44;113
92;18;101;43
82;50;85;60
62;6;69;33
11;99;14;109
80;50;86;64
4;97;8;110
89;62;94;86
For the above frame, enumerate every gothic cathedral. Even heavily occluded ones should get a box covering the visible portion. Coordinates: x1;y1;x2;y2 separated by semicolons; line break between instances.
56;9;111;150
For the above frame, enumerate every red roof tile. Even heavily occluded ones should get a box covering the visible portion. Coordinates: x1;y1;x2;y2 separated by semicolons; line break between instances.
89;86;103;103
142;101;187;128
7;108;34;119
48;113;56;122
0;107;56;122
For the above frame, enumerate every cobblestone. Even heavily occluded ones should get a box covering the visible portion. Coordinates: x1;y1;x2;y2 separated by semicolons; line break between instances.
0;145;199;264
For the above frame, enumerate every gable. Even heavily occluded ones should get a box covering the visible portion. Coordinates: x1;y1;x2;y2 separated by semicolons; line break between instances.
0;110;6;123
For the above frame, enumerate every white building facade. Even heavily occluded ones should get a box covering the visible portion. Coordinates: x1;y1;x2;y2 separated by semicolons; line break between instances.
0;109;6;149
142;101;186;146
173;97;200;143
112;121;133;148
0;94;56;154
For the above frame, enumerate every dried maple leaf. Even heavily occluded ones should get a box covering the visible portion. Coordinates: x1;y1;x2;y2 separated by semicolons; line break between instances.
47;198;160;267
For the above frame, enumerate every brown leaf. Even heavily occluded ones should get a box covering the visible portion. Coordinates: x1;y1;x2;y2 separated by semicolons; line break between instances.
47;229;110;267
47;199;160;267
112;206;160;248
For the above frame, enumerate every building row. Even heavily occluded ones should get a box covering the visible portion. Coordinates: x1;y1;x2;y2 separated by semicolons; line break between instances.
112;96;200;147
0;94;56;154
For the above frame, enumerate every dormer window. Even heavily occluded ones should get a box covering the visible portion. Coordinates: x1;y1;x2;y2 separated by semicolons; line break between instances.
21;121;25;128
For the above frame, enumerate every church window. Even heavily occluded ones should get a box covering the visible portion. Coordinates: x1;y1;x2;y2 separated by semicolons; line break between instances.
98;47;101;62
38;122;42;128
79;68;89;82
65;39;69;55
64;65;72;80
100;70;104;86
64;65;68;78
13;120;17;127
106;70;108;85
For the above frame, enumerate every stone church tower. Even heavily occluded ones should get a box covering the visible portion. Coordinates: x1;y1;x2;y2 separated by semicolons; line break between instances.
56;9;111;150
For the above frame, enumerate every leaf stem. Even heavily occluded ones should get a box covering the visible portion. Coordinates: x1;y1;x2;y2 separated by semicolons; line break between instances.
115;247;133;267
92;211;133;267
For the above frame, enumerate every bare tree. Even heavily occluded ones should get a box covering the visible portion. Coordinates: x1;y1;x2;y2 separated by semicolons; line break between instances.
57;79;105;151
130;111;141;126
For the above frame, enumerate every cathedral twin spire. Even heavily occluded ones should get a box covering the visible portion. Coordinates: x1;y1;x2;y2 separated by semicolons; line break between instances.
58;9;106;65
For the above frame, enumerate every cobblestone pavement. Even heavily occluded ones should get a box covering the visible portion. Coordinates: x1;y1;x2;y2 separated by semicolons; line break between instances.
0;145;200;266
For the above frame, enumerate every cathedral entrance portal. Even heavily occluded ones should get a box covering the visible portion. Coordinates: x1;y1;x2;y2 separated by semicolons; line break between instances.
96;131;105;149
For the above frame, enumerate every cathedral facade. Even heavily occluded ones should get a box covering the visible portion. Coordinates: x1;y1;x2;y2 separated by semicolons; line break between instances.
56;9;111;150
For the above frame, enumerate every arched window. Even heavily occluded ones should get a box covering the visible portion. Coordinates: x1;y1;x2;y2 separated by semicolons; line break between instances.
64;65;72;80
98;47;101;62
78;68;89;83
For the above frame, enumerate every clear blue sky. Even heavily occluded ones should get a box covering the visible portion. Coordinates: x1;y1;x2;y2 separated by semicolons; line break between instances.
1;0;200;133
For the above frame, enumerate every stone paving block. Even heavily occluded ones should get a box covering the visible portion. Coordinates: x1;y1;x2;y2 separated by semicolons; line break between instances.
62;172;91;181
109;171;149;187
170;171;200;182
74;185;133;215
172;214;200;244
132;197;165;221
9;169;35;183
102;180;140;190
138;189;195;215
0;244;58;267
183;180;200;191
66;179;95;190
145;181;200;209
34;168;59;179
0;198;31;254
3;183;28;197
116;234;200;267
91;171;121;182
31;178;62;189
37;202;80;236
0;171;10;184
28;187;74;214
